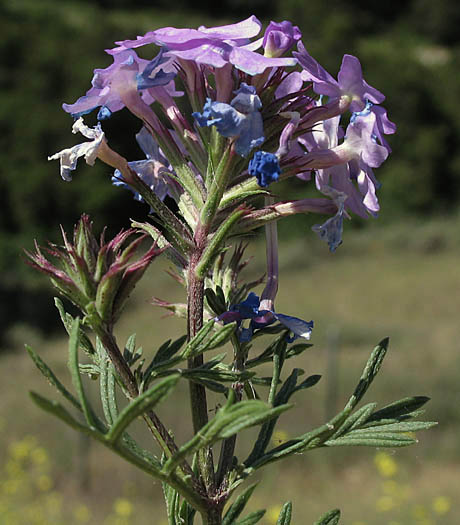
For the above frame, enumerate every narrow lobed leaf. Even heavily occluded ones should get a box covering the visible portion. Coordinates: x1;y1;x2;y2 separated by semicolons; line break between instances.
366;396;430;422
222;484;258;525
276;502;292;525
313;509;341;525
67;317;98;429
235;510;266;524
182;320;216;358
325;434;416;447
331;403;377;439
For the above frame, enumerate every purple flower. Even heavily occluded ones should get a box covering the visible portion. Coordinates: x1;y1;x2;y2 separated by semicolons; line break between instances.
62;49;176;119
294;43;384;112
299;112;377;218
193;83;264;156
111;16;297;75
351;102;396;154
303;111;388;176
218;292;313;343
249;151;281;187
112;127;177;202
263;21;302;58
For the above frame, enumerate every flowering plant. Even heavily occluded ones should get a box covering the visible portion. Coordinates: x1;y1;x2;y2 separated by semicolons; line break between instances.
26;16;434;524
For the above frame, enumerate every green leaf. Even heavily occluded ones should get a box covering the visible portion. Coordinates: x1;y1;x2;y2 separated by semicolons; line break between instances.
235;510;266;524
276;502;292;525
180;367;254;385
154;335;187;364
366;396;430;422
163;482;180;525
185;377;228;394
182;320;216;358
320;338;390;441
25;345;81;411
162;395;292;475
195;207;247;279
246;370;320;467
179;499;196;524
222;484;258;525
351;421;437;433
106;375;180;444
331;403;377;439
205;287;227;315
325;434;416;447
67;317;98;429
204;322;237;351
123;333;143;366
286;343;313;358
351;338;388;406
99;354;113;425
314;509;340;525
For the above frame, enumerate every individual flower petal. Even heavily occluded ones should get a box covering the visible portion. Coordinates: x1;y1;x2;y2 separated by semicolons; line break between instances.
231;83;262;113
275;71;303;99
136;48;177;90
294;42;338;98
232;291;261;318
193;99;245;136
48;118;105;181
228;46;297;75
273;313;314;341
249;151;281;187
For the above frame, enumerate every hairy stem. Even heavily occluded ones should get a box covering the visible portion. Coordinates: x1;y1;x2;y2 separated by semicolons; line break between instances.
187;251;216;497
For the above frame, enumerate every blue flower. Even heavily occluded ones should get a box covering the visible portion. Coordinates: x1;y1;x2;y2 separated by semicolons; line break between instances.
192;83;264;157
218;292;313;343
312;205;344;252
112;127;175;202
249;151;281;187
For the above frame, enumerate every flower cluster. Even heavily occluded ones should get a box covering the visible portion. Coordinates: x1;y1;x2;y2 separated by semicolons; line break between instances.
50;16;394;251
48;16;395;339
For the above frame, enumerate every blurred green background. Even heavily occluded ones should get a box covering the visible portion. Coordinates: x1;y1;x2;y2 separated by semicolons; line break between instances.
1;0;459;523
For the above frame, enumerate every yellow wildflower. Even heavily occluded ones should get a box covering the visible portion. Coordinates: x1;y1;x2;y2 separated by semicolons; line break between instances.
432;495;451;515
374;452;398;478
114;498;133;517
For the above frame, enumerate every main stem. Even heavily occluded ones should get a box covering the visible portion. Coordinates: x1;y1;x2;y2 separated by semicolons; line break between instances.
187;251;219;517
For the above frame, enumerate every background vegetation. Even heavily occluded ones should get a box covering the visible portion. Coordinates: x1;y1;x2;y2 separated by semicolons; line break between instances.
1;0;459;523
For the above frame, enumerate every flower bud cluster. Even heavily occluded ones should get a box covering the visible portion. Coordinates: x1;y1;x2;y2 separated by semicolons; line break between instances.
26;215;164;327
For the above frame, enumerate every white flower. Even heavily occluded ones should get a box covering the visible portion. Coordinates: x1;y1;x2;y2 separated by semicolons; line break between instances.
48;118;105;181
